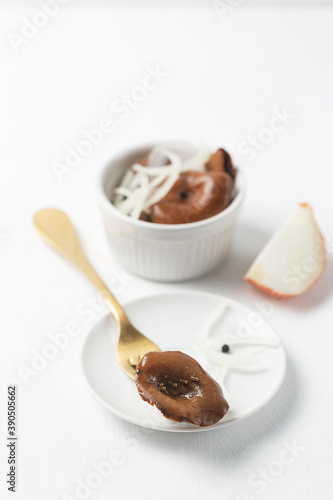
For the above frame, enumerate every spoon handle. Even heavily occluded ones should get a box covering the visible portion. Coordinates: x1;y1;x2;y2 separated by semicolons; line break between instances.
33;209;128;325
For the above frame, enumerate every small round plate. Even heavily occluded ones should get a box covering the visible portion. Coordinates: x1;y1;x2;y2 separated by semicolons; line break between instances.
81;290;286;432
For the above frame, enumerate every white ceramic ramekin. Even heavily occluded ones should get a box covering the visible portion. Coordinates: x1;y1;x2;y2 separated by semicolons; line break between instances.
98;144;246;282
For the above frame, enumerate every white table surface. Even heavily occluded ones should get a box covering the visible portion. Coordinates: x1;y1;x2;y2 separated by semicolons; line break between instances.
1;3;333;499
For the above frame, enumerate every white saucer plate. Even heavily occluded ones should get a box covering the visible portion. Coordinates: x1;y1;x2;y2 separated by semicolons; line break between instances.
81;290;286;432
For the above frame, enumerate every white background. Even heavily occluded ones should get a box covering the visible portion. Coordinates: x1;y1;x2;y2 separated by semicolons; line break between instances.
1;2;333;499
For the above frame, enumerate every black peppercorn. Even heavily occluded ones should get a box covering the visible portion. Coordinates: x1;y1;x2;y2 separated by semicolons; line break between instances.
221;344;230;353
178;190;188;200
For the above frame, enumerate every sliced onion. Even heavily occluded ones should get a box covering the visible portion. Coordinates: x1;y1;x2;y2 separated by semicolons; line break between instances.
143;167;180;210
129;175;149;219
216;367;244;412
192;300;282;411
120;169;135;188
148;172;169;190
117;189;142;214
200;300;229;340
147;147;170;167
232;336;280;348
113;186;132;198
193;300;282;388
147;142;195;166
113;170;135;205
132;164;177;176
193;341;263;367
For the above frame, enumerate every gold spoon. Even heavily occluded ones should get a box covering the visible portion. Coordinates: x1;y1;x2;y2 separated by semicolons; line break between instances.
33;208;160;379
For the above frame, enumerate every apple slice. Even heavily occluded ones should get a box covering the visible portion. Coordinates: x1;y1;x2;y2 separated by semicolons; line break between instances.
245;203;326;297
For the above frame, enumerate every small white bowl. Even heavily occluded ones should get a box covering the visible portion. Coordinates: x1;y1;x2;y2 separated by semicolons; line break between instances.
98;143;246;282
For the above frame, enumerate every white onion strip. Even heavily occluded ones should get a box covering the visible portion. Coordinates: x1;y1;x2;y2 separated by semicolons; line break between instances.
117;189;142;214
132;164;175;176
200;300;229;340
193;340;264;368
143;167;180;210
113;186;132;198
120;170;134;188
217;367;244;413
129;175;149;220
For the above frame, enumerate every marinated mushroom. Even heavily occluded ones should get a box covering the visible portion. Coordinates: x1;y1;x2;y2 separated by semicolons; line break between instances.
135;351;229;427
146;147;236;224
205;147;237;179
148;170;234;224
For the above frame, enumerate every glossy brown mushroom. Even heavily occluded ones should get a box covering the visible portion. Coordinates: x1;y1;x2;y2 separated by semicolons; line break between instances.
135;351;229;427
148;170;234;224
205;147;237;179
144;148;236;225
